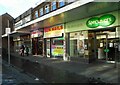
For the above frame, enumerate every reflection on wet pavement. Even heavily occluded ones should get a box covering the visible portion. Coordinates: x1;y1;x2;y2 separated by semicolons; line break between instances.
2;60;46;84
8;56;89;83
3;54;118;84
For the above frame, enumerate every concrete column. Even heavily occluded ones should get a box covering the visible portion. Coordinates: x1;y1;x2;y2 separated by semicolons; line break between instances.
63;32;70;61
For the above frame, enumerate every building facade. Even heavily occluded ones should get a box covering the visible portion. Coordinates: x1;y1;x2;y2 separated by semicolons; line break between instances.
65;9;120;63
2;1;120;63
1;13;14;61
13;8;32;54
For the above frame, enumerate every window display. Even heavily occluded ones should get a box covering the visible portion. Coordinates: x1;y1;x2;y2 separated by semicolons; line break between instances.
100;43;103;47
51;37;64;57
70;31;88;57
78;40;84;56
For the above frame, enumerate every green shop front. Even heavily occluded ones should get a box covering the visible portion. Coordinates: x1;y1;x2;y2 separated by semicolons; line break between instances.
65;10;120;63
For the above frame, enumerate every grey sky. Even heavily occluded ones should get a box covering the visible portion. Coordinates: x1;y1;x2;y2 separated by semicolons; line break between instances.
0;0;41;18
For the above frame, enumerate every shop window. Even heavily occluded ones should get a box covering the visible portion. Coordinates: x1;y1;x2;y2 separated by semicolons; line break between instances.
51;1;56;11
59;0;65;7
51;37;64;57
70;31;88;57
35;10;38;18
45;4;49;13
39;8;43;16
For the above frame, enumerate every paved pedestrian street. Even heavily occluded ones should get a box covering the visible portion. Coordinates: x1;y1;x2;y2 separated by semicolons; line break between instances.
8;53;119;84
2;61;47;85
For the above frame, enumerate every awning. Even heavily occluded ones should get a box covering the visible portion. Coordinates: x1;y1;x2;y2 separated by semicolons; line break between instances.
2;31;30;38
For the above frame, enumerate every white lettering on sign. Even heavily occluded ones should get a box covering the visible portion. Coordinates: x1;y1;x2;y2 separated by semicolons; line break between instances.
88;20;99;25
99;18;112;23
88;18;112;25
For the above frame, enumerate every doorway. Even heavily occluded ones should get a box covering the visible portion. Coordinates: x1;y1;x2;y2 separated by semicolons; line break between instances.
46;39;50;57
88;28;119;63
32;37;43;55
96;33;114;61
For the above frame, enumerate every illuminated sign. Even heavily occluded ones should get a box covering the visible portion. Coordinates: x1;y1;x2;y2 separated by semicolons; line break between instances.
104;49;109;53
44;24;64;38
86;14;116;28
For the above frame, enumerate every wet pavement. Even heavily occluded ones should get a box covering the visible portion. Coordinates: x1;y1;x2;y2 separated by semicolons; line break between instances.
3;53;119;84
2;60;47;85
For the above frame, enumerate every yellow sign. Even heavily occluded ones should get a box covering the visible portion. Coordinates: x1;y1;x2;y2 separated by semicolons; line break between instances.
52;45;64;56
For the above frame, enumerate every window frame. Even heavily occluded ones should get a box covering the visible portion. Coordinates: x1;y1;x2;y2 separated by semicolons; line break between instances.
39;8;44;16
59;0;65;7
51;1;57;11
35;10;38;18
45;4;50;14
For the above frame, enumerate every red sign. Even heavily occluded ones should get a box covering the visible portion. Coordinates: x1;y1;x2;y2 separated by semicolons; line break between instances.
44;25;63;32
31;30;43;38
44;24;64;38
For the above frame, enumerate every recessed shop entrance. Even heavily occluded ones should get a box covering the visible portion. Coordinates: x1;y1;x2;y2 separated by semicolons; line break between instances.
32;37;43;55
88;27;119;63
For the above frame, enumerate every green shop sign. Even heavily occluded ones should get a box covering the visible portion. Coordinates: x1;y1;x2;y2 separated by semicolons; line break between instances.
104;49;109;53
86;14;116;28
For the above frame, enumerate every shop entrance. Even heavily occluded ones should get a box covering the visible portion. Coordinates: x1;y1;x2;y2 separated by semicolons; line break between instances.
88;28;119;63
32;37;43;55
96;33;115;62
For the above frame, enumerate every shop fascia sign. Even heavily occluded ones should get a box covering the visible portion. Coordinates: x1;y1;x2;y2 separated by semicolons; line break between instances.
44;25;63;32
31;30;43;38
44;24;64;38
86;14;116;28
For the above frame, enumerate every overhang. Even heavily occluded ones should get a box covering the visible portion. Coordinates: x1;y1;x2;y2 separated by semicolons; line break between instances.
2;31;30;38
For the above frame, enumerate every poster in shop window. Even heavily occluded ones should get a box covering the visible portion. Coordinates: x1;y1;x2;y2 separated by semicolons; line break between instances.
51;45;64;56
77;32;85;56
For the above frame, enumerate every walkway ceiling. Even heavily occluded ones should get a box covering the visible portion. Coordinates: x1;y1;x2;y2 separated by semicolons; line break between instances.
10;31;30;37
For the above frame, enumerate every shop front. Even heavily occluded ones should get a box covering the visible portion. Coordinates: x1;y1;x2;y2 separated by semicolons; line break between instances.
31;29;44;55
65;10;120;63
13;36;22;53
13;34;31;54
44;24;64;58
